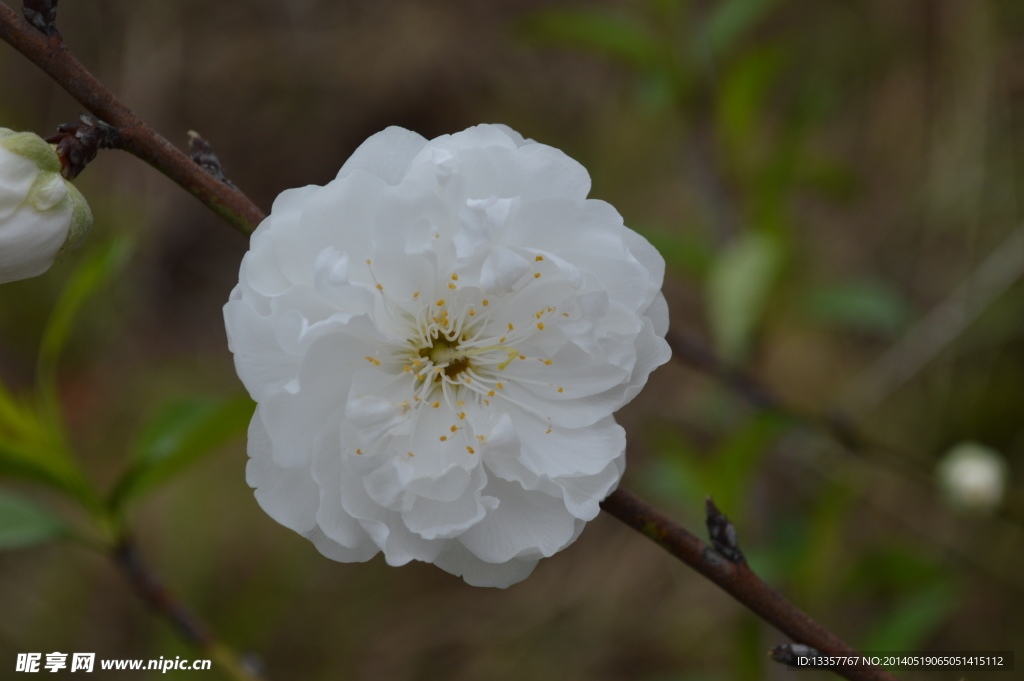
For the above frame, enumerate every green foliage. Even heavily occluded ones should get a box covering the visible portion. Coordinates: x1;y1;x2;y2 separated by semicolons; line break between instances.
522;7;667;74
643;412;787;514
862;582;958;652
638;226;715;278
0;367;92;505
801;280;910;336
716;46;786;159
705;0;787;58
0;489;68;550
706;232;784;363
36;237;131;434
110;394;255;511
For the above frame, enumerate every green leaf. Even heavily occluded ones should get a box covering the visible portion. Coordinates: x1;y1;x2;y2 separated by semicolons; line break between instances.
861;583;957;652
706;232;784;363
717;47;785;155
110;394;255;509
638;226;715;278
36;238;131;432
705;0;785;57
0;386;92;503
706;413;785;512
0;490;67;550
802;280;909;336
522;8;666;74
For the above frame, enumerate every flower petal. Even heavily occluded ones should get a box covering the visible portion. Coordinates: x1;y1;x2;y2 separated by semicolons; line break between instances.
458;477;578;563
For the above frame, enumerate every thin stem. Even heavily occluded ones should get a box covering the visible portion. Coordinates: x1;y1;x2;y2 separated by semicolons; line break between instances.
0;7;903;679
600;489;901;681
112;536;263;681
0;2;265;234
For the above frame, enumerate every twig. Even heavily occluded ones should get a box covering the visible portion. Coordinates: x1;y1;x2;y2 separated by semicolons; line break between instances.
839;227;1024;417
112;536;263;681
0;1;265;234
600;489;901;681
666;330;870;452
1;7;902;680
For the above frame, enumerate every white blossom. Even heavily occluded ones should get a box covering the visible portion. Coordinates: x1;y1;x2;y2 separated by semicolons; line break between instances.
937;442;1008;512
0;128;91;284
224;124;671;587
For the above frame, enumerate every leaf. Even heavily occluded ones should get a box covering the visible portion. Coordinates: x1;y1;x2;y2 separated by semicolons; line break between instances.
706;232;784;363
36;238;131;430
802;280;909;336
705;0;785;57
522;8;666;74
0;490;67;550
0;387;92;503
110;394;255;509
861;583;957;652
717;47;786;155
706;413;785;512
638;226;715;278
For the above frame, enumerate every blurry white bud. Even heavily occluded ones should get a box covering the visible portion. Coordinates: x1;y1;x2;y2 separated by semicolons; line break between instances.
0;127;92;284
937;442;1008;512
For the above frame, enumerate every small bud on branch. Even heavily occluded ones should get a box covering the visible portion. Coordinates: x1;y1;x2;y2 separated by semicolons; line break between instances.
46;113;119;179
705;497;744;563
22;0;57;38
188;130;234;187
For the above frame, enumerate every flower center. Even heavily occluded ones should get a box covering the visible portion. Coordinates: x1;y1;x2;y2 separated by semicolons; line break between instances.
420;339;472;379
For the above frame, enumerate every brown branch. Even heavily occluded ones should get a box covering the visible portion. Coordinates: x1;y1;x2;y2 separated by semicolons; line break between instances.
0;2;265;235
600;489;902;681
1;7;904;680
112;536;263;681
667;330;872;452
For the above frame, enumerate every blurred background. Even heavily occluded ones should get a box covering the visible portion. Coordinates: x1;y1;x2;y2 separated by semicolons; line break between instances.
1;0;1023;679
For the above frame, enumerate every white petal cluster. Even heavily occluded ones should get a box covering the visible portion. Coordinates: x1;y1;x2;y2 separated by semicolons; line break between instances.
0;128;91;284
225;125;671;587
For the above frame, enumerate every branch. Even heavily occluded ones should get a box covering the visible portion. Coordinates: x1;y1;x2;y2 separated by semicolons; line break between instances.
112;536;263;681
666;331;871;452
600;489;901;681
1;7;903;680
0;2;265;235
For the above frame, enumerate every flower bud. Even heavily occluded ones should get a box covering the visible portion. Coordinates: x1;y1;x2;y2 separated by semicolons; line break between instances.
0;128;92;284
937;441;1008;512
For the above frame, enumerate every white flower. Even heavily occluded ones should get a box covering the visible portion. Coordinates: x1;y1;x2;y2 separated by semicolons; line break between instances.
0;128;92;284
937;442;1008;512
224;124;671;587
